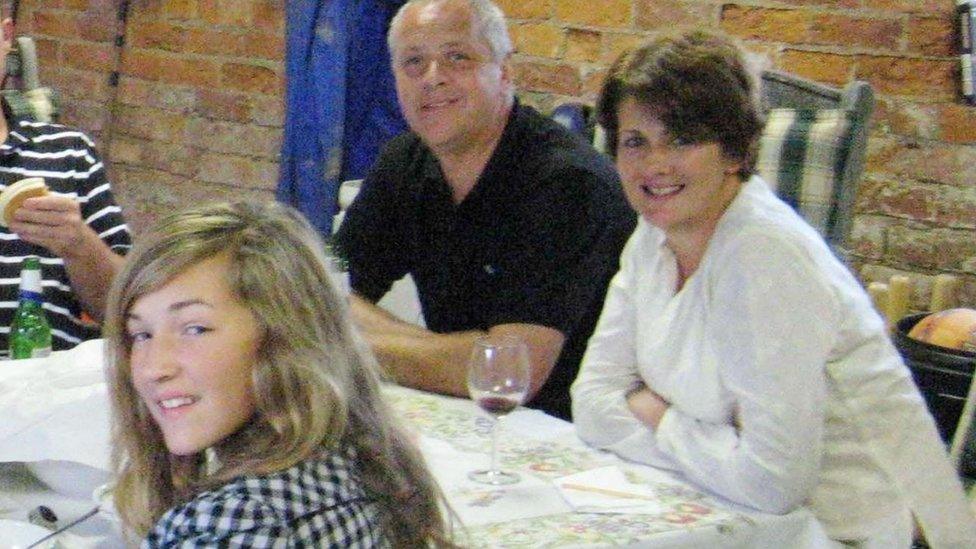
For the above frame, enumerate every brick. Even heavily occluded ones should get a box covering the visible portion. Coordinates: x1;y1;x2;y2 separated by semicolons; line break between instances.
635;0;715;31
602;32;645;64
249;94;285;127
32;11;81;39
183;28;284;60
196;90;252;123
58;99;108;135
111;166;275;235
512;23;563;58
808;14;902;50
107;137;145;166
63;41;116;72
874;98;938;140
150;85;198;113
160;0;199;20
199;0;252;27
856;56;956;98
116;76;152;106
254;0;285;33
905;15;955;57
513;61;580;95
554;0;630;28
112;105;189;143
141;141;205;177
186;119;282;159
778;50;853;86
720;6;808;44
79;13;118;43
240;31;286;61
582;67;608;99
34;38;59;66
937;185;976;229
220;63;282;95
496;0;551;19
122;50;221;88
937;103;976;144
857;177;941;222
196;152;278;189
862;0;949;15
44;68;112;102
845;213;891;261
867;137;976;188
886;225;976;271
129;21;188;52
774;0;859;8
183;28;246;57
565;29;601;63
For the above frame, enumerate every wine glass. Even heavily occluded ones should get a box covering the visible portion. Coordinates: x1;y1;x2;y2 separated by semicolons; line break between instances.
466;334;530;485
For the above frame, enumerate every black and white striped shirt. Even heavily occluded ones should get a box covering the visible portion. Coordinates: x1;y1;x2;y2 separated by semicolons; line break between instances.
0;111;131;351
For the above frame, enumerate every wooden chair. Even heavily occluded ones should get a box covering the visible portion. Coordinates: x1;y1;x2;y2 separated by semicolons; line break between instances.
758;70;875;253
1;36;58;122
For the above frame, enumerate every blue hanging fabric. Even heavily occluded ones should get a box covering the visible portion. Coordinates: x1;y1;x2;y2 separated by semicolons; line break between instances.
277;0;407;237
343;0;408;182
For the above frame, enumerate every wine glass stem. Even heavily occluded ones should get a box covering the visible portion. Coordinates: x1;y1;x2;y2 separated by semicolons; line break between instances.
490;417;501;473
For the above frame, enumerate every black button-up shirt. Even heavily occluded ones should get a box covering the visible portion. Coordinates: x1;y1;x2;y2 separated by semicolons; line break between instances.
337;102;635;419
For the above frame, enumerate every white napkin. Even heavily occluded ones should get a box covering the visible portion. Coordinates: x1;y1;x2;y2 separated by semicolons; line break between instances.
0;339;111;471
420;435;571;526
555;465;671;514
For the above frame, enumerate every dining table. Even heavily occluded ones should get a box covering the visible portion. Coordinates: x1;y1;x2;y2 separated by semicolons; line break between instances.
0;339;835;548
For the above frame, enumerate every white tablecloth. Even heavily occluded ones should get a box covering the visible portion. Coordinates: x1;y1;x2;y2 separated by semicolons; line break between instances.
0;340;834;547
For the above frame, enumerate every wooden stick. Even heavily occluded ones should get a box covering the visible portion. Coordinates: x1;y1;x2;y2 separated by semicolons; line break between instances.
887;275;912;325
930;274;960;312
868;282;890;323
559;483;656;501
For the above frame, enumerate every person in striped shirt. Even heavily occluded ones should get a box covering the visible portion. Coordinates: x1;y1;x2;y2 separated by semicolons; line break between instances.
0;12;130;351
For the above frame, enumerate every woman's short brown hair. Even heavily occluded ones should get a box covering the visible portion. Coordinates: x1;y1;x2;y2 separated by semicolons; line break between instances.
597;28;764;177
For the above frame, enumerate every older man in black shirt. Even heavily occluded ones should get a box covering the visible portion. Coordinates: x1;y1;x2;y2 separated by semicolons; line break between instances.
335;0;634;419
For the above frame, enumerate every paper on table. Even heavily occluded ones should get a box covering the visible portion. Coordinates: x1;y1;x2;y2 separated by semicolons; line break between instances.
503;408;576;442
419;435;571;526
0;339;111;471
555;465;677;514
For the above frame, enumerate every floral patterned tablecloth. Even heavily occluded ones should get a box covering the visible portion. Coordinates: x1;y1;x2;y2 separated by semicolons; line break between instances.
384;385;828;548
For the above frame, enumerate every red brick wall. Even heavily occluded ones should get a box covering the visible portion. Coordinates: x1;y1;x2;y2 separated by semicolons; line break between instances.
15;0;976;309
14;0;284;234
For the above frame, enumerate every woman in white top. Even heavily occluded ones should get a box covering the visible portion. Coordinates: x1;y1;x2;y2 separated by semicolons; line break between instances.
571;29;975;547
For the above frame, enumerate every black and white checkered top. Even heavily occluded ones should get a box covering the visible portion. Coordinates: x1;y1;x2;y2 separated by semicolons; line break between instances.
0;109;131;350
143;448;388;548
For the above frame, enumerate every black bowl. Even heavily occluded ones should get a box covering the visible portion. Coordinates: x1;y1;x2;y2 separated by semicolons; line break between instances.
894;313;976;444
895;313;976;371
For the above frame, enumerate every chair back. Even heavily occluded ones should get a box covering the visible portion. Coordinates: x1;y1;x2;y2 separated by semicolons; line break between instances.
2;36;59;122
757;70;874;254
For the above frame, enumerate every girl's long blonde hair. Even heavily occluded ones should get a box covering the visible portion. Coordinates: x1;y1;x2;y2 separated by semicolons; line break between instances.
105;200;450;544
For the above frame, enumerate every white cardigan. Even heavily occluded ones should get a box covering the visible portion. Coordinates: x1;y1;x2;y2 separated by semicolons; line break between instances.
572;177;975;546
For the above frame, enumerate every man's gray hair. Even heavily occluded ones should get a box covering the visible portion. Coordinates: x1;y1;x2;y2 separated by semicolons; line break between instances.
388;0;514;61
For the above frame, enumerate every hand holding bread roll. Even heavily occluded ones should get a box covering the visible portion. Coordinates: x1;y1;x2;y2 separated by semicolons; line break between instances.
0;177;49;227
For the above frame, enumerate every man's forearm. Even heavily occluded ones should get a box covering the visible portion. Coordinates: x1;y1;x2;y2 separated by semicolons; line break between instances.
61;227;125;322
350;295;482;395
349;296;565;399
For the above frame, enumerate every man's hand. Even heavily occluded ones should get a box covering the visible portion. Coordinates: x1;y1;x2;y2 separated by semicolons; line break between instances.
8;193;124;322
8;194;91;258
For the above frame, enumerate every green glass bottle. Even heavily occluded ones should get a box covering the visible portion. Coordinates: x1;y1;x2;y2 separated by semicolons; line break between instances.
9;255;52;359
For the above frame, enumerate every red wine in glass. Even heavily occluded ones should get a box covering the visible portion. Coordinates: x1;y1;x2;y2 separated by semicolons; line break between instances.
466;334;530;485
474;392;521;417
